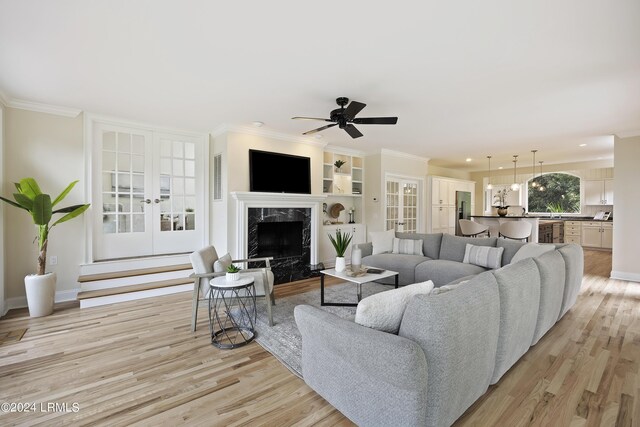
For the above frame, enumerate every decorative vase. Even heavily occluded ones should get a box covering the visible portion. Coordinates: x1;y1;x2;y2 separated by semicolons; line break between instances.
351;246;362;269
497;207;508;217
24;272;56;317
335;257;346;272
226;272;240;281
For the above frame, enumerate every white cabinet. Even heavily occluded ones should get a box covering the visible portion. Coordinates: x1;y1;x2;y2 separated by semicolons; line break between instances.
584;179;614;205
319;224;366;266
428;176;476;234
564;220;582;244
581;221;613;249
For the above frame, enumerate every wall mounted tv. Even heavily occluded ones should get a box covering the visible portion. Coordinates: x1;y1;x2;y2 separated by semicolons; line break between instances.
249;149;311;194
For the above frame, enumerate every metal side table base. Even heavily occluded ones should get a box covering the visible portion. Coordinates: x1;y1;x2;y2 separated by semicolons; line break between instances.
208;276;257;349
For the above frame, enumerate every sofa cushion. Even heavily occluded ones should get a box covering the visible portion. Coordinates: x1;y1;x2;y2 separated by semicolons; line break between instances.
511;243;555;264
490;258;541;384
355;280;434;333
415;259;488;287
370;229;395;254
399;271;500;427
463;244;504;269
430;280;468;295
496;238;527;265
531;251;566;345
439;234;497;263
397;232;443;259
392;237;424;256
362;254;432;286
557;244;584;320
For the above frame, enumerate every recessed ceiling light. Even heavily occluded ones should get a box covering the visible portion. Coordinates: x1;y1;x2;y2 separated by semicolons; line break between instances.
465;158;472;162
579;143;587;147
252;121;264;127
314;134;323;139
498;166;503;170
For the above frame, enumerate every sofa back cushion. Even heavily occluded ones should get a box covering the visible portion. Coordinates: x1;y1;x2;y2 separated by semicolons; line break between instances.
490;258;541;384
557;244;584;320
439;234;497;263
496;238;527;265
396;232;443;259
531;250;566;345
399;271;500;427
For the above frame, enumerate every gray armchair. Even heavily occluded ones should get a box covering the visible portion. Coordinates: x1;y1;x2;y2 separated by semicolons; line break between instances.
189;246;275;331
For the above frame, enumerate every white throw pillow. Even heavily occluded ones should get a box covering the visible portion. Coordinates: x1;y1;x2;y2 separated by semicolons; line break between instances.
355;280;434;333
213;253;233;272
463;244;504;269
370;229;395;255
511;243;555;264
392;238;424;256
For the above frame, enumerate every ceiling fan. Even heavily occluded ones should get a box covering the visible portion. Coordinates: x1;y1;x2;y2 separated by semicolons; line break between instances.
292;97;398;139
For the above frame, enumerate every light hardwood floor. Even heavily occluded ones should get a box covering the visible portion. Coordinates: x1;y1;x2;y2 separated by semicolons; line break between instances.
0;250;638;426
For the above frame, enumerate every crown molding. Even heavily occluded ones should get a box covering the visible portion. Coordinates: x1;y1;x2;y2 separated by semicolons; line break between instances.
4;96;81;118
615;130;640;138
323;144;367;157
380;148;430;162
211;124;327;148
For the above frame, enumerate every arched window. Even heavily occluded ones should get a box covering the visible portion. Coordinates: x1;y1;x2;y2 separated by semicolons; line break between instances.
527;173;580;214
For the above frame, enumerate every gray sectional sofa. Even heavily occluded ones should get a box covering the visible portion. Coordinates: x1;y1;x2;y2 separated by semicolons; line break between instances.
295;233;584;427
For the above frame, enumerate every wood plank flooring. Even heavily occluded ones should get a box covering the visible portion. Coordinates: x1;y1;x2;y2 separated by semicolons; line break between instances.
1;250;637;426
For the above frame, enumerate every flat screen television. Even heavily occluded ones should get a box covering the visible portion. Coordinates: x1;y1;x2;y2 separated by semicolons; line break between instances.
249;149;311;194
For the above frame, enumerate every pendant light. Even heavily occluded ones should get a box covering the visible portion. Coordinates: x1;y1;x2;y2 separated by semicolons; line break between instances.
538;161;545;191
486;155;493;190
530;150;538;188
510;155;520;191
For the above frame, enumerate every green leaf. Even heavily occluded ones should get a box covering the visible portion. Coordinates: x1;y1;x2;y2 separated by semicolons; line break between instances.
0;195;27;210
17;178;42;200
53;203;88;214
52;180;78;206
13;193;34;211
31;194;53;225
51;204;89;227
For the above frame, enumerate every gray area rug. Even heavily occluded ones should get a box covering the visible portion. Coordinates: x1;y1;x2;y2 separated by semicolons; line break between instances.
254;281;393;377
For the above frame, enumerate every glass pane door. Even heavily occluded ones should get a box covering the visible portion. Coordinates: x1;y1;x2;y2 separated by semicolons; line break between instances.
385;177;421;233
386;181;399;231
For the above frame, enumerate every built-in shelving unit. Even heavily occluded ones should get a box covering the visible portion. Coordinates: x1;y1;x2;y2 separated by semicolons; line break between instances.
322;152;363;196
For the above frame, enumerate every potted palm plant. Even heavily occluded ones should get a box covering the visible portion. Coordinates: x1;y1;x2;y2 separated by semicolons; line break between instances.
328;229;352;272
0;178;90;317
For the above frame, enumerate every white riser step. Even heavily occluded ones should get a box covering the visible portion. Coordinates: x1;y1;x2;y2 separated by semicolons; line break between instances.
79;284;193;308
79;254;190;276
81;269;192;292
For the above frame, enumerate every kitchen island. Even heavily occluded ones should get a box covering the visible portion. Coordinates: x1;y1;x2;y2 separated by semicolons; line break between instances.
470;215;540;243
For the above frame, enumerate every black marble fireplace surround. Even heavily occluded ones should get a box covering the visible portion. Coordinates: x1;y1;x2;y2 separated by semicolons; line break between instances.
248;207;313;284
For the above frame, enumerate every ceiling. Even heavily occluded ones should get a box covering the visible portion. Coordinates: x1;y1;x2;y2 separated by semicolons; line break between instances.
1;1;639;172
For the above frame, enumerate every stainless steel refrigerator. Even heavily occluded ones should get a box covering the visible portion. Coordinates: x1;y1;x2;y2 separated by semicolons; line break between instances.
455;191;471;236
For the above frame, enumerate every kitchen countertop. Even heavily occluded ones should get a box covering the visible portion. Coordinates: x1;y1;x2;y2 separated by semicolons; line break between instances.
470;215;613;222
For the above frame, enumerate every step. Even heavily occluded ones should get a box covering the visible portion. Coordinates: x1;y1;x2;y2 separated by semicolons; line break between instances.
77;277;194;300
78;253;191;277
78;263;192;283
80;268;193;292
78;283;193;309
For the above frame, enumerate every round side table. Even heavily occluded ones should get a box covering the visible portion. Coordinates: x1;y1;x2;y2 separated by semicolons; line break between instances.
209;275;257;349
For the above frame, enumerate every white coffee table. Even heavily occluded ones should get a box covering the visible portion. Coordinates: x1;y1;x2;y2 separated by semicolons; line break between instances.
320;267;399;307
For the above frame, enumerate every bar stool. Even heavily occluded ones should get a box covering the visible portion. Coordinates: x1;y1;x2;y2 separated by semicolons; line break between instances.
459;219;490;237
499;221;532;242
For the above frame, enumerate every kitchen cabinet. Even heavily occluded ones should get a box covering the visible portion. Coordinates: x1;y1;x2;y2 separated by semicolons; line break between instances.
584;179;614;205
319;224;366;266
581;221;613;249
429;176;476;234
564;220;582;245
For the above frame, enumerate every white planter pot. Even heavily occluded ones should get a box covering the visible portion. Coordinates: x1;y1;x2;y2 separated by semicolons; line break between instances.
335;257;346;272
226;272;240;281
24;272;56;318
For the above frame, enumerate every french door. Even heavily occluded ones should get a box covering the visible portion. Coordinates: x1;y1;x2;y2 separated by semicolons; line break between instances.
92;123;205;260
385;177;421;233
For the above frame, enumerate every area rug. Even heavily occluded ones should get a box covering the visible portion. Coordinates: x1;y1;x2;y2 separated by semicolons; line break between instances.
253;281;393;378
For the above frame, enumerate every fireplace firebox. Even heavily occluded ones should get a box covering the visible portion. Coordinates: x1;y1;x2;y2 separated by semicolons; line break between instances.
257;221;303;259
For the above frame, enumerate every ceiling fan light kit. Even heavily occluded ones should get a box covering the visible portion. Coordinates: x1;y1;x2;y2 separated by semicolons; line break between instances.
292;97;398;139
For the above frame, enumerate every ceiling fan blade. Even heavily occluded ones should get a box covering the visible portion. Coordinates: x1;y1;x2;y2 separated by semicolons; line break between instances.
292;116;332;122
352;117;398;125
343;124;363;139
343;101;367;120
303;123;338;135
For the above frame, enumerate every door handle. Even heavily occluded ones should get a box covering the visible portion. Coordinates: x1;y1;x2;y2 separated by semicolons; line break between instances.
140;199;152;204
154;199;161;204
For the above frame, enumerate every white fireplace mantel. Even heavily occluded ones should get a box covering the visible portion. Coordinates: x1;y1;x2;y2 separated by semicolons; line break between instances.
230;192;327;262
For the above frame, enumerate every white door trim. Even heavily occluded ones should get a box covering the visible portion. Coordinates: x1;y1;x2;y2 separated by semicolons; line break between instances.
384;173;426;233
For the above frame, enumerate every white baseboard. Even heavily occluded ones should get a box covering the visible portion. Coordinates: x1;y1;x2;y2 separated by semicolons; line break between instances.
610;270;640;283
3;288;80;314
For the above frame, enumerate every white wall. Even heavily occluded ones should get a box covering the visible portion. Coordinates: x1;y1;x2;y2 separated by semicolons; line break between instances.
428;165;471;181
612;135;640;282
4;108;85;302
0;103;5;314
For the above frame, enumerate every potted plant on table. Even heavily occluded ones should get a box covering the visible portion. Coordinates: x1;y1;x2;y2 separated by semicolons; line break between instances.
493;188;511;217
0;178;90;317
226;264;241;281
328;229;352;272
